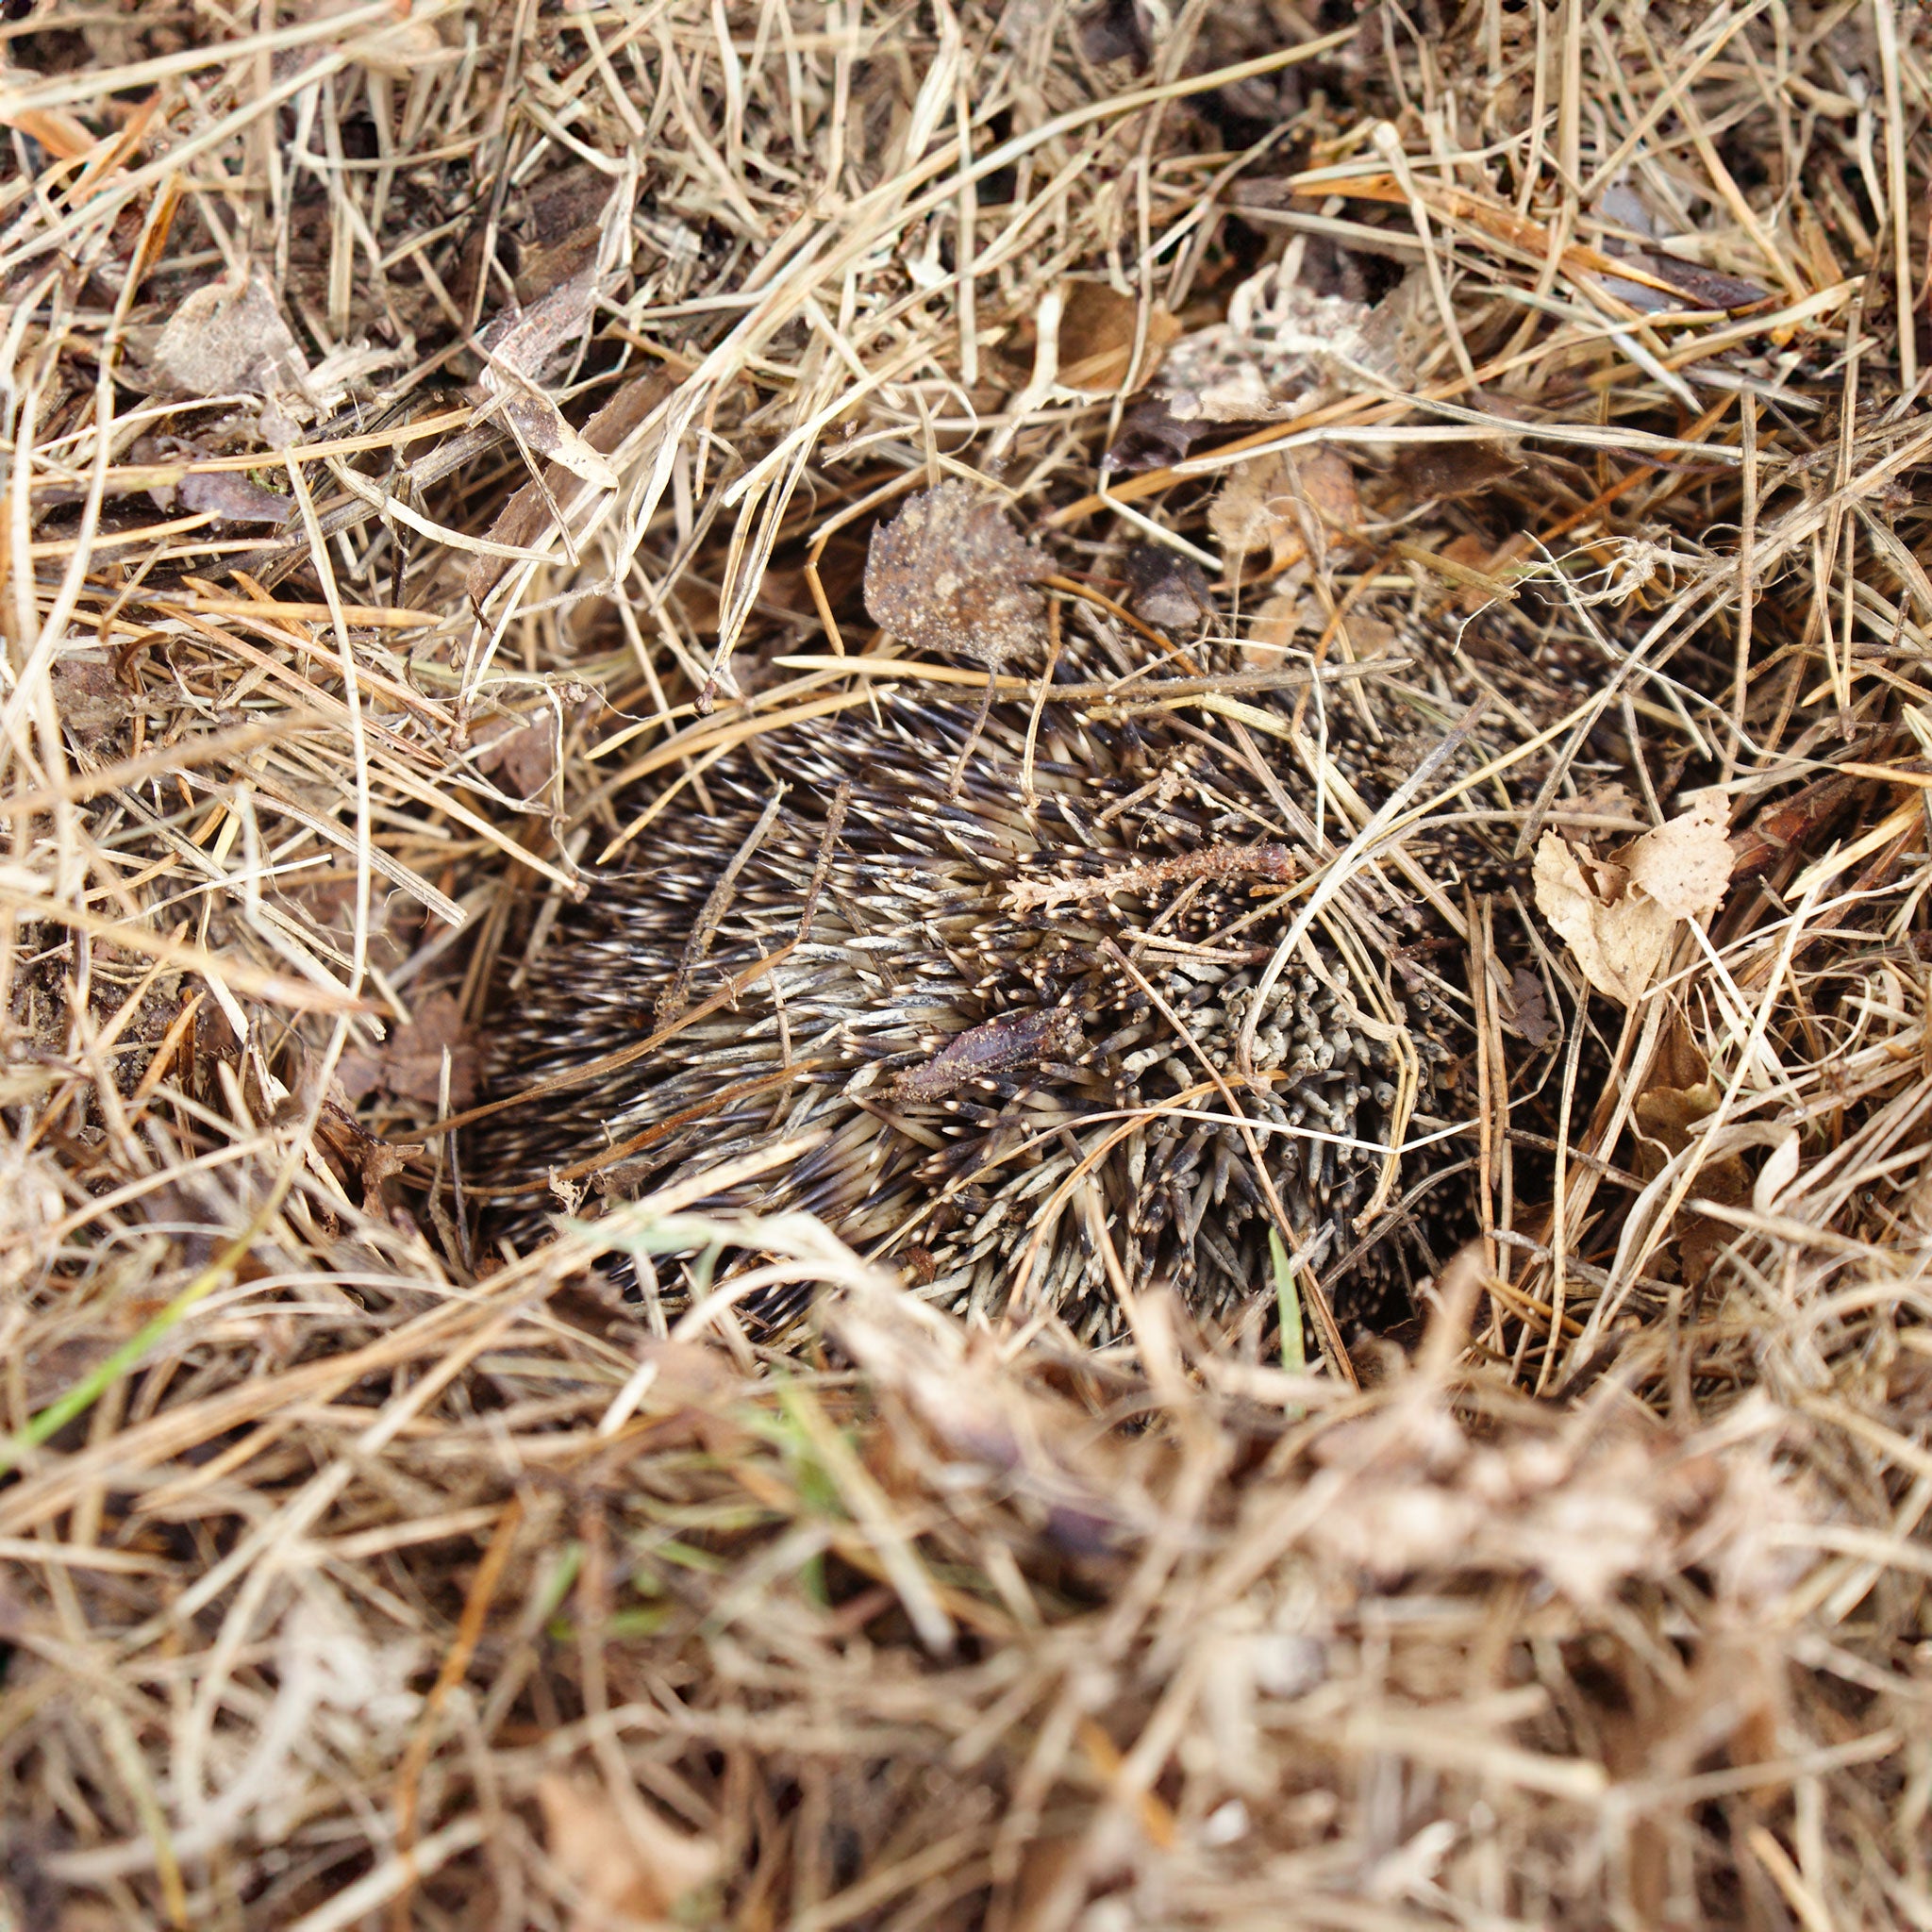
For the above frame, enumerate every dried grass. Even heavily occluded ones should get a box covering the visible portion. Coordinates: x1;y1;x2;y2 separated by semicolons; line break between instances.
1;2;1929;1927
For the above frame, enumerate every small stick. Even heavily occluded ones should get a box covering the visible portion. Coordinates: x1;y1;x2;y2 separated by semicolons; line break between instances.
1008;841;1296;914
945;661;999;799
1020;597;1063;806
656;781;787;1024
796;780;852;944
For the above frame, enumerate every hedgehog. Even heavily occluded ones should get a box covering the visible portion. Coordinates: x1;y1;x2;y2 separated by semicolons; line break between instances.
468;489;1563;1345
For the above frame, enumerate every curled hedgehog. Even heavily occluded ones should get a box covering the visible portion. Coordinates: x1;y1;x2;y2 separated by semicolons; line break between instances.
471;485;1558;1344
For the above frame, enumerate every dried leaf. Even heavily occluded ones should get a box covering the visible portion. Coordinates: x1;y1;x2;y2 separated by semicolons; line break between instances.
519;162;615;247
1210;447;1358;572
1392;439;1524;504
862;481;1052;670
334;991;478;1109
1289;445;1361;548
475;714;558;799
1534;792;1734;1005
511;164;617;300
1242;589;1307;659
497;391;620;490
477;264;618;488
50;658;122;745
1633;1076;1725;1161
153;269;312;408
1307;1407;1723;1607
0;1128;68;1298
1103;265;1379;472
1075;0;1153;69
536;1774;720;1932
1572;777;1642;825
1600;249;1770;316
1504;967;1555;1048
1103;393;1231;473
828;1292;1142;1551
477;263;601;383
1122;542;1211;631
467;369;675;607
1209;461;1282;562
1141;331;1280;428
1532;841;1657;1006
1624;789;1736;920
1632;1056;1753;1291
1400;533;1519;615
1054;279;1179;393
173;471;294;525
23;1330;136;1410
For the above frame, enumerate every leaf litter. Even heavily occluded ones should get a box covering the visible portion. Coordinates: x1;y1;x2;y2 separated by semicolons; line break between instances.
0;4;1929;1930
863;479;1054;791
1533;791;1737;1007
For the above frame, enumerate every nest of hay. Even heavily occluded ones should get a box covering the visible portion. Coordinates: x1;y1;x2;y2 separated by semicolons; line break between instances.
2;3;1930;1927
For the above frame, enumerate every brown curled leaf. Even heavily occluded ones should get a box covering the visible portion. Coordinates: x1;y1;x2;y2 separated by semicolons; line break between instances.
862;481;1053;672
888;1007;1083;1104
